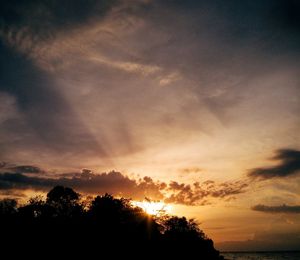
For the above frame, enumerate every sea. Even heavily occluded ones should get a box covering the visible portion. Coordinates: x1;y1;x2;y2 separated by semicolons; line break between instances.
221;251;300;260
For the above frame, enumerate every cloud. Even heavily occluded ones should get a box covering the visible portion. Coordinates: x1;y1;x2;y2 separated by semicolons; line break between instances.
158;72;181;86
0;0;299;177
252;204;300;214
0;189;26;199
0;0;170;166
0;170;165;201
248;149;300;180
0;92;19;124
0;1;144;142
0;169;248;205
0;0;117;40
0;0;178;85
178;167;202;175
0;163;51;175
0;163;45;174
165;180;248;206
89;56;161;76
8;165;44;174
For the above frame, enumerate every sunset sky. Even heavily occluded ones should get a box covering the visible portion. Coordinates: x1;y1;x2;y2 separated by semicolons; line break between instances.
0;0;299;251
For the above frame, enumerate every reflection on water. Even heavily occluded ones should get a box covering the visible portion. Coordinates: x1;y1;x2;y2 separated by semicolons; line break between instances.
221;251;300;260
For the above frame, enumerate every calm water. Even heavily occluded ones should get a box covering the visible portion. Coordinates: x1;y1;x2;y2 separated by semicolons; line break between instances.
221;252;300;260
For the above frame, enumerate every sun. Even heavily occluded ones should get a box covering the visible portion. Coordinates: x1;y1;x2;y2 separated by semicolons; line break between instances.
133;200;172;216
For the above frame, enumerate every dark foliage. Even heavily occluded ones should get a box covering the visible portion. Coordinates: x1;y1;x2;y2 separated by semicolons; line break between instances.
0;186;223;259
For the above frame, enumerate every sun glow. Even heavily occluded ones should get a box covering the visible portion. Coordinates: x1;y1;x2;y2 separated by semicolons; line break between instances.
133;200;172;216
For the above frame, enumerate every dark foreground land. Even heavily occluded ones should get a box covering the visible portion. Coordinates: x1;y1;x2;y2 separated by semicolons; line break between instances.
0;186;224;259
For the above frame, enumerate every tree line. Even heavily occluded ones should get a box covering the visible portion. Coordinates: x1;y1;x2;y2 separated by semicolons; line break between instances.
0;186;224;259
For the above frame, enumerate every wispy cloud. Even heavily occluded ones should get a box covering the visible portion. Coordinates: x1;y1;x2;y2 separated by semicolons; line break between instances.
5;165;44;174
89;56;161;76
178;167;202;175
0;0;169;80
165;180;248;205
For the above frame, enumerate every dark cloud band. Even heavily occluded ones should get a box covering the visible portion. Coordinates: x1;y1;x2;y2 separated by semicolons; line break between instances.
0;167;248;205
248;149;300;180
252;204;300;214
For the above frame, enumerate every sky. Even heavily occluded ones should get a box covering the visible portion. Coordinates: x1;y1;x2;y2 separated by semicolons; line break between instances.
0;0;300;251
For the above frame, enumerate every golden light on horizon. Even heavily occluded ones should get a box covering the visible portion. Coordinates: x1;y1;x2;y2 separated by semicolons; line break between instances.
132;200;172;216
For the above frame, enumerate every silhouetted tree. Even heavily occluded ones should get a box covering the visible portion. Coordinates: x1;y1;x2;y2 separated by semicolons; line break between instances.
0;198;17;217
18;196;46;219
161;216;220;258
47;185;79;205
163;216;205;240
0;186;224;259
46;185;82;218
